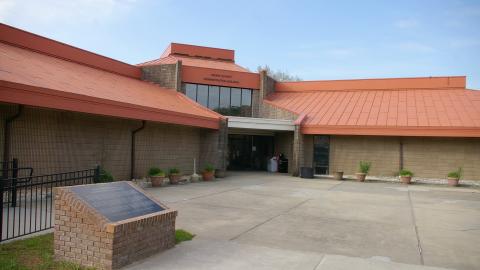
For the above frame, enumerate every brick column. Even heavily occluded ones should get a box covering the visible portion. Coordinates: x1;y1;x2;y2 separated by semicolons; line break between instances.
174;60;183;93
200;118;228;174
259;70;276;99
216;118;228;175
254;70;276;118
141;61;183;92
292;124;304;177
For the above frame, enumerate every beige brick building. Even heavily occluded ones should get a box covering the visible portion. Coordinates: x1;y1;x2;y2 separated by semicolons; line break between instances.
1;23;480;183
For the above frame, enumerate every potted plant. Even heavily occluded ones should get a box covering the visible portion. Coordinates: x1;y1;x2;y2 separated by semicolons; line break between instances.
202;164;215;181
168;168;181;184
399;169;414;184
95;168;114;183
356;161;371;182
334;171;344;180
447;167;462;187
148;167;166;187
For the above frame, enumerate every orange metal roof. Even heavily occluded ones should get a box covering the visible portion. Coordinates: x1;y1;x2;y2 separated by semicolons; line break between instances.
160;43;235;62
138;42;251;73
0;23;141;79
138;54;251;72
0;41;222;129
268;78;480;137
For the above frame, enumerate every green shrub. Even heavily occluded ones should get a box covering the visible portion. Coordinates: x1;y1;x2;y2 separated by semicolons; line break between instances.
148;167;164;177
447;167;463;179
204;164;215;173
175;229;195;244
399;169;414;177
169;168;180;175
96;168;114;183
358;161;371;174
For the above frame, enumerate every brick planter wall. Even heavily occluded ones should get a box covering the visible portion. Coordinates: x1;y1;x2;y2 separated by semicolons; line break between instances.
54;184;177;270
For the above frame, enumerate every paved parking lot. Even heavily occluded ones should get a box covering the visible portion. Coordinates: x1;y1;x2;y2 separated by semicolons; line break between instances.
126;172;480;270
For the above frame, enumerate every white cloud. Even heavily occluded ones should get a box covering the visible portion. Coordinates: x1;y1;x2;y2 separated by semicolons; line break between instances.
394;19;419;29
0;0;138;25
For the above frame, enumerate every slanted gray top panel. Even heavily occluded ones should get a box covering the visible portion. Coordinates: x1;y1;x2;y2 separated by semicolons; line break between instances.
71;182;164;222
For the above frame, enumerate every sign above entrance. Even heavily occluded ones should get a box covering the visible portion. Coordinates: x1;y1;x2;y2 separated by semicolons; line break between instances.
183;66;260;89
204;73;240;85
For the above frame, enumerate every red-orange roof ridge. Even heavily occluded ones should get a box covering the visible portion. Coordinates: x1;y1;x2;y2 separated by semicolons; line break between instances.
266;87;480;137
275;76;466;92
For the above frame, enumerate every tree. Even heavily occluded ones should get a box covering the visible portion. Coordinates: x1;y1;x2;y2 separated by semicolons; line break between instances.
257;65;302;82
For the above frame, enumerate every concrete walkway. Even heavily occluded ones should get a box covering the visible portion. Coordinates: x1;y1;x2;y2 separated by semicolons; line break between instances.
125;172;480;270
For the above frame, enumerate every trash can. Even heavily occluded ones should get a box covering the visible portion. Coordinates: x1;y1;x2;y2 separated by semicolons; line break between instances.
278;155;288;173
300;167;314;178
268;157;278;172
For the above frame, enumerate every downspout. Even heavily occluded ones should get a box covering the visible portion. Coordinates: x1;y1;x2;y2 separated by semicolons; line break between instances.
3;105;23;171
130;120;145;180
399;137;404;171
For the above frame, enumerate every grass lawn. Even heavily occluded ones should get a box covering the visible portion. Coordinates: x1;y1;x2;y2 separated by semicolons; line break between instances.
0;233;89;270
1;229;195;269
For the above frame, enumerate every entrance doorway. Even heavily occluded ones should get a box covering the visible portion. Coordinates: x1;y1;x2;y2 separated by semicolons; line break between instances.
228;135;274;170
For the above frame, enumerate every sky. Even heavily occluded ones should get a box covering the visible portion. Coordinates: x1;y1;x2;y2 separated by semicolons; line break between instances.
1;0;479;88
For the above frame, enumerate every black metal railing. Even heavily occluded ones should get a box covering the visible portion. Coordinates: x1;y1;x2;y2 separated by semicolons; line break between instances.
1;163;100;242
1;159;34;208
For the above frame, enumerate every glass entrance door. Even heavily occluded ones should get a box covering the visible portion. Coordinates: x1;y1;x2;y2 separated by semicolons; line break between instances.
228;135;273;170
313;135;330;174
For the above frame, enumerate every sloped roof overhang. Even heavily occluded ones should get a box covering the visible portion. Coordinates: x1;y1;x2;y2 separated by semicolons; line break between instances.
0;80;220;129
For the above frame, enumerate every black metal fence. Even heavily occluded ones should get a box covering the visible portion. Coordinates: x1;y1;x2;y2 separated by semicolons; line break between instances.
1;161;100;242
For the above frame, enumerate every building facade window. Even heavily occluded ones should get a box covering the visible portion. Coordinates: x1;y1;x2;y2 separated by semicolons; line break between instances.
313;135;330;175
196;85;209;107
208;86;220;110
182;83;253;116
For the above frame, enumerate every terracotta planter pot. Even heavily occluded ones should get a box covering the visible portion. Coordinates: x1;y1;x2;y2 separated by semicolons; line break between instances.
202;171;214;181
448;177;459;187
150;175;166;187
355;173;366;182
400;176;412;184
169;174;181;184
334;171;344;180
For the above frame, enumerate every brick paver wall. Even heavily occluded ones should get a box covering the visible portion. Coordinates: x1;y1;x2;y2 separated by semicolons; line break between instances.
135;122;203;176
329;135;480;180
402;137;480;180
329;135;401;177
0;104;207;180
54;185;177;270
